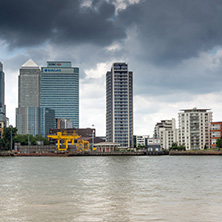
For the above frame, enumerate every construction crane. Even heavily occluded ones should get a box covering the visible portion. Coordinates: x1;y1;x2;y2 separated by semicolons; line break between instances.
76;140;90;152
47;131;81;151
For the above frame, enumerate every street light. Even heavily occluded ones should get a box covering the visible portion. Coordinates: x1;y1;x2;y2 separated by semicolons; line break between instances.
10;125;13;151
92;124;94;150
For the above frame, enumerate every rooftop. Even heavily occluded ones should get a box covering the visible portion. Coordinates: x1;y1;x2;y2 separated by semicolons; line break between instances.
180;107;211;112
21;59;39;68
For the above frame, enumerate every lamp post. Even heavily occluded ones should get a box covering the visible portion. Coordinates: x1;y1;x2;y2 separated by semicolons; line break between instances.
92;124;94;150
10;125;13;151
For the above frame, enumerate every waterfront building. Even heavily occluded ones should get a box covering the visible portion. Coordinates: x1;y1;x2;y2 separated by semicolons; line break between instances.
40;108;55;138
147;138;161;151
154;118;178;150
16;59;41;135
93;142;120;152
16;107;40;135
135;135;148;147
41;61;79;128
49;128;96;139
106;63;133;148
18;59;40;107
178;108;212;150
210;122;222;149
0;62;6;138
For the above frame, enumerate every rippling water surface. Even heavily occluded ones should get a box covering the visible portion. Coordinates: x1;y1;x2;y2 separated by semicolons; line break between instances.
0;156;222;221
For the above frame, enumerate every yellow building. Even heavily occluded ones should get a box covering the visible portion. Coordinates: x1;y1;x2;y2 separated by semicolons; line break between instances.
0;121;5;138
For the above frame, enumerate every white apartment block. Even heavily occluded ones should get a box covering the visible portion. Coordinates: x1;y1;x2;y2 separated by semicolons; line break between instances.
154;118;178;149
136;135;148;147
178;108;212;150
147;138;161;145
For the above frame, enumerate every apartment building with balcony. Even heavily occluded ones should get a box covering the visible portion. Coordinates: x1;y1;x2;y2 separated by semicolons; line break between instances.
178;108;212;150
154;118;178;150
106;63;133;148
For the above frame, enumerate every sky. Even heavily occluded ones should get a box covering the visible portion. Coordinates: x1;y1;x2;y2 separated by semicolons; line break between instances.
1;0;222;136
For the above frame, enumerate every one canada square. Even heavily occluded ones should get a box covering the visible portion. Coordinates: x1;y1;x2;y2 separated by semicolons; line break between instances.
106;63;133;147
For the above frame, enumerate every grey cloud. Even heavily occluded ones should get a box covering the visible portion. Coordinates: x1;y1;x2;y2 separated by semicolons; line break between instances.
118;0;222;64
0;0;125;48
2;0;222;98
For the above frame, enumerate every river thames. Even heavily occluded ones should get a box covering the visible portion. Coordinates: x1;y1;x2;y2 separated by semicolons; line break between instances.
0;156;221;222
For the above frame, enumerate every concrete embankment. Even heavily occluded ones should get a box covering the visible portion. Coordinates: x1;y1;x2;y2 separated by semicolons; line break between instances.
169;150;222;155
0;151;14;157
1;151;168;157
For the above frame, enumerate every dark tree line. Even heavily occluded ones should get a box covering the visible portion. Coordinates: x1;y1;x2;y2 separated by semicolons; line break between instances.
0;126;49;150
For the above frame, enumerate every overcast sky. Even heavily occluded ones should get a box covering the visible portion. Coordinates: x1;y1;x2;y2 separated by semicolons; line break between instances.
1;0;222;136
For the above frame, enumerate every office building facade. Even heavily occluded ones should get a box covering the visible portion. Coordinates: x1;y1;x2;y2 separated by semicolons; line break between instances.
16;59;41;135
178;108;212;150
41;61;79;128
106;63;133;148
18;59;40;107
40;108;55;138
16;107;40;135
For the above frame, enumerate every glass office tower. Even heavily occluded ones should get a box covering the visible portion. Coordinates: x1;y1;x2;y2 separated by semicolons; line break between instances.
0;62;6;138
40;108;55;138
0;62;6;118
41;61;79;128
106;63;133;147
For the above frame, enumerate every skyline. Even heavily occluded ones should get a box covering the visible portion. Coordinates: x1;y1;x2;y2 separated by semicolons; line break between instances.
1;0;222;136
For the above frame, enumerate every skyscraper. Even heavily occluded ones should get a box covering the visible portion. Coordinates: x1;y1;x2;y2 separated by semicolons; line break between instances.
106;63;133;147
18;59;40;107
41;61;79;128
0;62;6;138
0;62;6;117
16;59;41;135
40;108;55;138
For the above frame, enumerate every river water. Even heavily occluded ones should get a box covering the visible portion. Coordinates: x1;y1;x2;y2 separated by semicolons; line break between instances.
0;156;221;222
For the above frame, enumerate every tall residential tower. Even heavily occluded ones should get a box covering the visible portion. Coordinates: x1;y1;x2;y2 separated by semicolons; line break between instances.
106;63;133;147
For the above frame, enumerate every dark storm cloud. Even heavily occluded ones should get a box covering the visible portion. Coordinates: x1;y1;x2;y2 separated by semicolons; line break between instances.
2;0;222;64
118;0;222;63
0;0;125;48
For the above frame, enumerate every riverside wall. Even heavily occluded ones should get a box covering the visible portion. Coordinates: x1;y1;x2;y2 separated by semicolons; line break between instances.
169;150;222;155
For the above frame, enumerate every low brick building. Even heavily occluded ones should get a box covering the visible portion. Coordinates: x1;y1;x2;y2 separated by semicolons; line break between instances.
211;122;222;149
94;142;120;152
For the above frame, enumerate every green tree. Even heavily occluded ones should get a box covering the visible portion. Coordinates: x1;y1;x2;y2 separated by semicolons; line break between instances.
14;134;50;146
216;137;222;148
169;142;186;151
1;126;17;150
14;134;28;145
0;138;3;149
178;145;186;151
170;142;178;150
35;135;49;145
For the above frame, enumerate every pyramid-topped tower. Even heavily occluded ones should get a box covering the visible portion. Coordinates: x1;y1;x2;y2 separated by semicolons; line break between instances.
16;59;41;135
21;59;39;68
